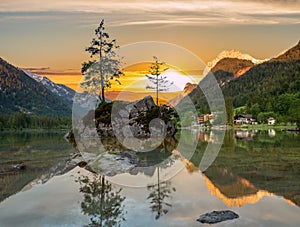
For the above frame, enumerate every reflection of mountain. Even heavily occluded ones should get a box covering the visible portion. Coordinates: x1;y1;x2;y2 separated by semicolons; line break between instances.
172;150;199;173
203;167;298;207
189;130;300;207
0;133;75;203
203;173;273;207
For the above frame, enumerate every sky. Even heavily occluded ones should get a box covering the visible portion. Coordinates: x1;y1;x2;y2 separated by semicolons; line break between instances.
0;0;299;91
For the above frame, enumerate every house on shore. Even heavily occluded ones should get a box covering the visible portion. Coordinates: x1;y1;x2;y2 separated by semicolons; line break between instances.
268;117;275;125
197;114;214;125
234;114;257;125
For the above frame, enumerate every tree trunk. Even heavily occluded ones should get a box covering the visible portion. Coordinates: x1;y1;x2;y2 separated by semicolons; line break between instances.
101;86;105;103
156;75;159;106
100;35;105;103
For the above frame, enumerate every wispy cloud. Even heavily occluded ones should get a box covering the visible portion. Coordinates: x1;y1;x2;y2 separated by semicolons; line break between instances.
0;0;299;26
23;67;50;71
23;67;81;76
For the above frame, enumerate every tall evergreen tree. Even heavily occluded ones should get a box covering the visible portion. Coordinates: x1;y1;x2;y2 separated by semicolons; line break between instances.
145;56;173;105
225;97;234;126
81;19;123;102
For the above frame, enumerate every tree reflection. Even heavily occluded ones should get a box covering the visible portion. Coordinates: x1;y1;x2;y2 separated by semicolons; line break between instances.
77;174;126;227
147;167;176;220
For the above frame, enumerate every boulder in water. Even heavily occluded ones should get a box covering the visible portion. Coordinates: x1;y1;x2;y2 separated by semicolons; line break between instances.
196;210;239;224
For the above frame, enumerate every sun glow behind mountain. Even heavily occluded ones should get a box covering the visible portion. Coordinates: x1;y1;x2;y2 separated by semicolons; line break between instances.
105;63;201;103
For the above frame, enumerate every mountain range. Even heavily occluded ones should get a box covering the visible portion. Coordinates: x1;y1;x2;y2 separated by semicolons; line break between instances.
1;40;299;118
168;82;198;106
23;70;75;107
0;58;74;116
179;40;300;118
210;58;254;87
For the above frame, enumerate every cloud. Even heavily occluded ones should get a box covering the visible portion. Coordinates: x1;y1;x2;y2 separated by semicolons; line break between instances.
23;67;50;71
23;67;81;76
0;0;299;26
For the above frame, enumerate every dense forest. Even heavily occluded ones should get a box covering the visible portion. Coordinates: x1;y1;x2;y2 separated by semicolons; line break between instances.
223;60;300;123
0;113;71;130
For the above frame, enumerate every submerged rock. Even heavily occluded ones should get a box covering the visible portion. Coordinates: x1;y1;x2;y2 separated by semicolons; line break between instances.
89;152;135;177
196;210;239;224
13;162;26;170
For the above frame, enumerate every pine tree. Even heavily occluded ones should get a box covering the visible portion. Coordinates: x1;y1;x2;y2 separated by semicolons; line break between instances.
145;56;173;105
81;19;123;102
225;97;234;126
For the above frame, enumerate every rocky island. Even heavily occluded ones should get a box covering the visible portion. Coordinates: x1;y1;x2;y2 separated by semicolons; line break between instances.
70;95;178;139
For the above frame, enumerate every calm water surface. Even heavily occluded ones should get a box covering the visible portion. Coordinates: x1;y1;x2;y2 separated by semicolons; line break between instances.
0;130;299;226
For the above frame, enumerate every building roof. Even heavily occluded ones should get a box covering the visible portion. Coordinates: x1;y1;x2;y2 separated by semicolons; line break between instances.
234;114;252;119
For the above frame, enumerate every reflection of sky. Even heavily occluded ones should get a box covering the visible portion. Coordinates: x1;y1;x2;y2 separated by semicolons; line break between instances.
0;167;299;226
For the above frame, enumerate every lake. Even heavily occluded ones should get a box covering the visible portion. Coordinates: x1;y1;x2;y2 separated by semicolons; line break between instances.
0;129;299;226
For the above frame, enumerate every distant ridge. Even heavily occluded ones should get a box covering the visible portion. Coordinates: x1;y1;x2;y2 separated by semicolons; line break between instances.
208;58;254;87
270;40;300;62
23;70;75;107
169;82;198;106
0;57;71;116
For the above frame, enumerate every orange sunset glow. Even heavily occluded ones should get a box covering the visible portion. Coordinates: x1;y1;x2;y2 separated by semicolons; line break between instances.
1;0;298;95
37;62;201;103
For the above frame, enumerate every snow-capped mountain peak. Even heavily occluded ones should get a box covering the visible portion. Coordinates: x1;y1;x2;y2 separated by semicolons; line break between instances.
207;50;266;69
23;70;75;104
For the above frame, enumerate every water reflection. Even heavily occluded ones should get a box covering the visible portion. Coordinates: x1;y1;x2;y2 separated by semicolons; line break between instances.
76;174;126;227
0;132;75;203
191;129;300;207
234;129;257;140
203;167;273;207
85;136;182;187
75;129;300;209
147;167;176;220
0;130;299;226
268;129;276;137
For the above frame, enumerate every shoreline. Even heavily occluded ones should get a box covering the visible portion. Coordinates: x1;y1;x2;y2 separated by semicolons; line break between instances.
0;128;71;134
186;124;297;131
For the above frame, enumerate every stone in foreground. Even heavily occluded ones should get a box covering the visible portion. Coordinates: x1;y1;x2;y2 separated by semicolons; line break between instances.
197;210;239;224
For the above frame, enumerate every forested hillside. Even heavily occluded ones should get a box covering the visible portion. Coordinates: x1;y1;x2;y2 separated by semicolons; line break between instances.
0;58;71;116
179;41;300;123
